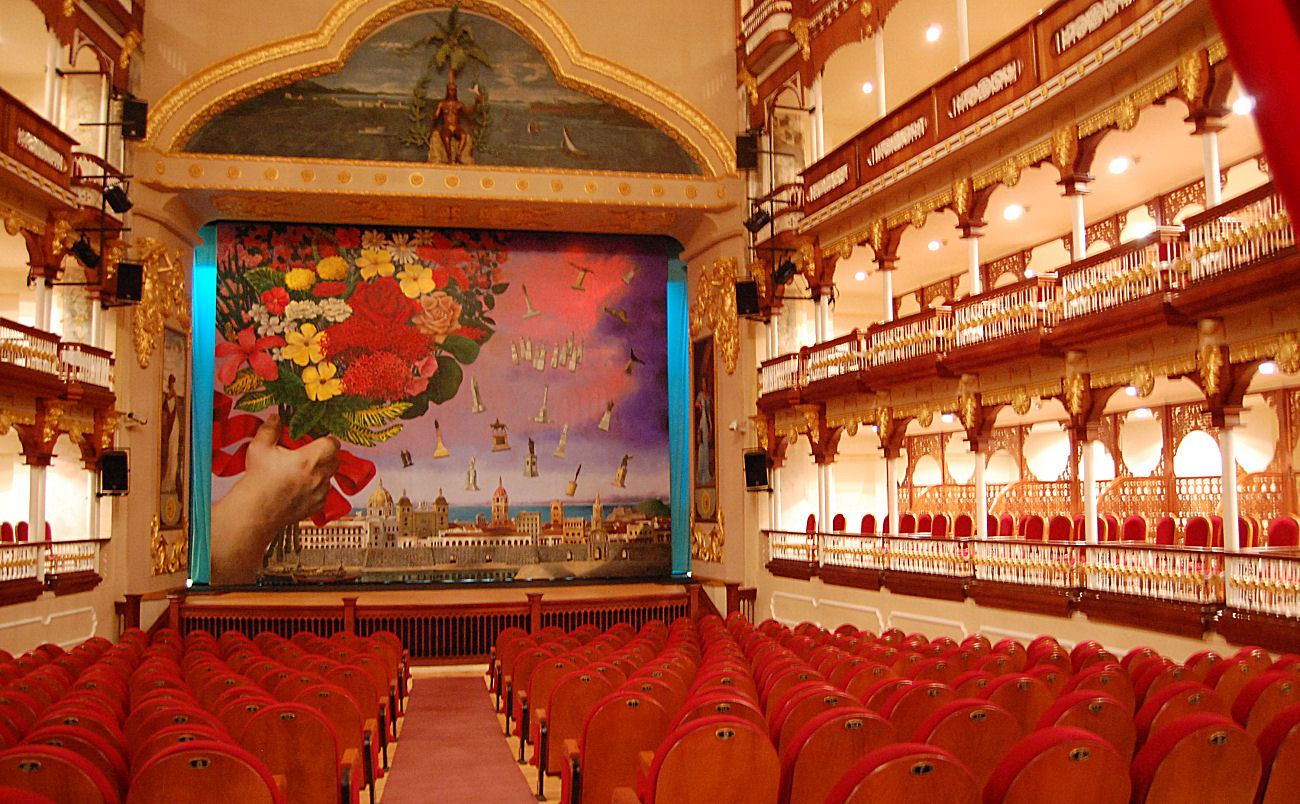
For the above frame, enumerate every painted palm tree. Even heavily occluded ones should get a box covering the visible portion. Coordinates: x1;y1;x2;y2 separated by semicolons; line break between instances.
413;3;491;87
405;4;494;161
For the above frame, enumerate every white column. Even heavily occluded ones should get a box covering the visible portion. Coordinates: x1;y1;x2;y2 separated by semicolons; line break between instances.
44;35;61;120
874;35;887;117
967;235;982;295
34;282;50;331
1070;192;1087;261
885;455;898;534
1222;427;1240;551
974;456;988;538
881;269;894;322
814;291;834;340
770;467;782;531
1083;441;1098;544
29;466;46;547
956;0;971;63
1203;130;1223;208
817;463;832;532
810;75;825;161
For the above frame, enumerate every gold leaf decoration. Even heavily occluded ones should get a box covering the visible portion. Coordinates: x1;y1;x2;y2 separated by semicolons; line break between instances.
690;257;739;374
133;238;192;369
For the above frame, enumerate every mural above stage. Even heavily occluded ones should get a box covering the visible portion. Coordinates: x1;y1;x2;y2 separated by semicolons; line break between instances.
210;221;675;585
184;6;701;175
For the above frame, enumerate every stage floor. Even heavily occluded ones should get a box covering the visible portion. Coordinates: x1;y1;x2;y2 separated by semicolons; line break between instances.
179;581;690;608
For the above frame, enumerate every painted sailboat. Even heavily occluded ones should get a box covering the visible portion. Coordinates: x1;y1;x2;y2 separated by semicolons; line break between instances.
561;127;589;159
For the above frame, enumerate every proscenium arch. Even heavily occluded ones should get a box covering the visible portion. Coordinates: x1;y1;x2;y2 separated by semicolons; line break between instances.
146;0;734;178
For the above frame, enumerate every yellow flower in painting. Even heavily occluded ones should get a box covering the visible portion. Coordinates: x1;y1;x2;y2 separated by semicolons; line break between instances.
285;267;316;291
316;255;348;280
303;361;342;401
282;322;326;366
397;264;436;299
356;249;395;279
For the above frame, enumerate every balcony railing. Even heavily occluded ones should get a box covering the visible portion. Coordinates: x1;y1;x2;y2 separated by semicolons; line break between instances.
1059;228;1185;319
972;539;1081;588
951;275;1058;348
0;538;106;601
0;318;115;393
1184;184;1294;283
1224;549;1300;619
0;87;76;191
1082;543;1224;605
868;306;952;366
759;183;1291;403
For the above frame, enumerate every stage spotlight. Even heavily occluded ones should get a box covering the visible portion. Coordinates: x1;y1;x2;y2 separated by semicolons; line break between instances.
70;237;101;269
744;207;772;234
104;184;132;214
773;258;798;285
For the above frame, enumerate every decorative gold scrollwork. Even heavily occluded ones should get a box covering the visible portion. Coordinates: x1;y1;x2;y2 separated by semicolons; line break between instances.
690;257;739;375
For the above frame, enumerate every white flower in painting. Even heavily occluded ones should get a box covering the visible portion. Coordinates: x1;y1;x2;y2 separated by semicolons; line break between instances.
412;229;439;246
284;300;321;321
317;298;352;323
388;233;418;264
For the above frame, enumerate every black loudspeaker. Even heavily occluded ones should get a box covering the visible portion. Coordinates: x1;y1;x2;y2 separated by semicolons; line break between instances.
743;450;770;491
735;280;760;317
736;131;760;171
113;262;144;303
121;99;148;140
99;450;129;495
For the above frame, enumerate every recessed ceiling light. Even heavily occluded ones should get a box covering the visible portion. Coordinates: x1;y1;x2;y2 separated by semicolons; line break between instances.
941;413;955;423
1134;407;1152;419
854;270;867;281
925;24;942;42
1108;156;1130;174
1260;361;1278;375
1024;268;1035;278
861;80;875;95
1003;204;1024;221
928;239;943;251
1125;385;1139;397
1233;95;1255;116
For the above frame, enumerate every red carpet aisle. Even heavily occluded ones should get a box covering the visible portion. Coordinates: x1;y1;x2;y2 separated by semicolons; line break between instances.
380;677;538;804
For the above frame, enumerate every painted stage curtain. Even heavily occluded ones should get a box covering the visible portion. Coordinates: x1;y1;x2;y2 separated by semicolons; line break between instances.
1207;0;1300;235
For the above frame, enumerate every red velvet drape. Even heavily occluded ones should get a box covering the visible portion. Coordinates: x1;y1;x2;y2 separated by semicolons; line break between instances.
1207;0;1300;234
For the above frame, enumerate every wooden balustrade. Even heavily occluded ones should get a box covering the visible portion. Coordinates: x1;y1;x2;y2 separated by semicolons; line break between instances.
1224;550;1300;619
951;274;1058;347
59;341;114;389
1059;229;1184;319
804;330;866;385
1081;543;1224;605
972;539;1080;588
0;538;105;603
0;318;62;375
868;306;952;365
1183;183;1293;283
0;87;76;190
759;352;802;395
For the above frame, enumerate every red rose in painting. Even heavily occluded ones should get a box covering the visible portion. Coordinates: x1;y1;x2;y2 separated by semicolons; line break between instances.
349;277;419;327
413;291;463;343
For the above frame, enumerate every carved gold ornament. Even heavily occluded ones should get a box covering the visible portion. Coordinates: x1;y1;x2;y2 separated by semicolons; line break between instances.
1130;364;1155;398
150;515;190;576
1177;49;1210;109
959;391;980;433
121;31;142;69
739;65;759;107
1199;344;1226;399
689;257;739;375
1065;371;1089;418
1051;124;1079;176
952;176;972;217
691;510;724;562
790;18;811;60
132;239;192;370
794;240;817;286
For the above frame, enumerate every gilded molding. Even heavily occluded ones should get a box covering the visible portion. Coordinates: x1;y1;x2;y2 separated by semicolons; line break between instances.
1230;331;1300;374
691;510;724;562
790;17;811;60
132;239;191;370
739;65;759;107
689;257;740;375
150;514;189;575
152;0;732;177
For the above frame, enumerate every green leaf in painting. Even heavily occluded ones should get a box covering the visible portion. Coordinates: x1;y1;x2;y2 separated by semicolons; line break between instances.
244;267;281;293
439;334;480;364
491;283;509;294
287;403;327;441
426;355;463;404
234;391;275;412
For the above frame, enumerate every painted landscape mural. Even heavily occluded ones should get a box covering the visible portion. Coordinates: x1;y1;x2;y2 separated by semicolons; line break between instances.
210;222;674;585
185;8;700;174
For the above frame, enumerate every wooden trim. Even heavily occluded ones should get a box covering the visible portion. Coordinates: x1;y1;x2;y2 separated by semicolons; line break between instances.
1075;589;1217;638
965;580;1073;617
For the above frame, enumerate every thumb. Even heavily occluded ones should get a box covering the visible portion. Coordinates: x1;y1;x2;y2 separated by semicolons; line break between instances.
250;413;283;451
299;433;342;470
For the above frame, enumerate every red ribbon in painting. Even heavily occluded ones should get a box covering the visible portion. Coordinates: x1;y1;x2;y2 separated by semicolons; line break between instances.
211;392;375;525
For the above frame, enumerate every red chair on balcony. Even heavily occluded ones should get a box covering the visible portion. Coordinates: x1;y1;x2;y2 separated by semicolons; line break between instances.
1122;515;1147;542
1047;516;1073;542
1017;515;1031;536
917;513;933;533
860;514;877;535
805;515;817;534
1268;515;1299;547
953;514;973;538
832;514;847;533
899;514;917;534
1101;514;1119;541
15;523;28;543
0;523;11;543
1154;517;1176;545
931;514;949;538
998;514;1015;537
1209;515;1225;547
1184;517;1212;547
986;514;998;537
1021;516;1045;541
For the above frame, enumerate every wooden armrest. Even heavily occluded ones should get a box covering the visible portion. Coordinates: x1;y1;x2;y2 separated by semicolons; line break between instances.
535;707;547;726
637;751;654;776
611;786;642;804
562;738;579;761
271;773;287;796
342;747;362;804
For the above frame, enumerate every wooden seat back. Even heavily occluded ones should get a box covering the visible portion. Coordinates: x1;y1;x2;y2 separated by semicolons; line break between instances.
575;691;668;804
824;742;978;804
984;726;1130;804
0;744;120;804
1037;690;1136;760
1130;714;1261;804
779;707;895;804
1256;703;1300;804
638;716;778;804
542;669;615;775
237;703;343;804
126;740;284;804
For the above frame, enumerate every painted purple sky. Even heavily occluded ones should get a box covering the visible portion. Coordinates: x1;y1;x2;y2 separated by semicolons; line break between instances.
211;228;672;511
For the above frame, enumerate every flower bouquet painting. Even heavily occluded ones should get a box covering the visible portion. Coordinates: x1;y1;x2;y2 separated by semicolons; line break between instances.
214;224;509;445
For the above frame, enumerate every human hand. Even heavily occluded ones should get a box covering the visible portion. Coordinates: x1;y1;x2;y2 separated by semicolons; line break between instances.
210;413;341;584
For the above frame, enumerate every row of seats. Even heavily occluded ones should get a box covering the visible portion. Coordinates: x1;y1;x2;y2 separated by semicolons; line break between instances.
818;511;1300;547
0;521;53;542
0;625;407;804
493;616;1300;803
